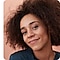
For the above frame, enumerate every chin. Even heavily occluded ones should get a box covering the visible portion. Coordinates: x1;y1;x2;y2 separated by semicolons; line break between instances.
31;46;41;51
31;45;45;51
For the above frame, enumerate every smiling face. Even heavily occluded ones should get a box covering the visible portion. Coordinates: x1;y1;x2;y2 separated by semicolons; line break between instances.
20;14;51;51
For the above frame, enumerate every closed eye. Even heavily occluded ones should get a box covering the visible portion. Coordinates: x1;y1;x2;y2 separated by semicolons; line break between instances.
22;31;27;35
32;25;39;30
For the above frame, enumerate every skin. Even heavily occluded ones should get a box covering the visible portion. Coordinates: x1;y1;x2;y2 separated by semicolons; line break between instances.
20;14;55;60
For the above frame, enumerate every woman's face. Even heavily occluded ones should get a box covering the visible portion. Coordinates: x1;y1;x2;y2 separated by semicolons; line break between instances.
20;14;50;51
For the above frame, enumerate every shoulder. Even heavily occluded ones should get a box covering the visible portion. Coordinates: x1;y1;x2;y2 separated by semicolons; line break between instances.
55;52;60;56
54;51;60;60
9;48;33;60
11;48;32;56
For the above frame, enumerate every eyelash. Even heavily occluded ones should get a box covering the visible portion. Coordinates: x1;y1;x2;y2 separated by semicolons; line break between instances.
32;25;39;30
22;25;39;35
22;31;27;35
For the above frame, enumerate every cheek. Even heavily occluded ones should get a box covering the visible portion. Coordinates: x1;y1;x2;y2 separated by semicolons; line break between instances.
23;36;27;43
35;27;47;35
38;27;49;41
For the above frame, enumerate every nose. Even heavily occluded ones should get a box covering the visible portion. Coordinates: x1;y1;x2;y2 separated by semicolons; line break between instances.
27;29;35;38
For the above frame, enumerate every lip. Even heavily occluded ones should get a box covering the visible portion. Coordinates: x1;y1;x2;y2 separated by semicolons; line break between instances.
28;38;40;44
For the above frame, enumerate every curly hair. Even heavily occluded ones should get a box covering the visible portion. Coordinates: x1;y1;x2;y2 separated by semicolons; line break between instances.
6;0;60;49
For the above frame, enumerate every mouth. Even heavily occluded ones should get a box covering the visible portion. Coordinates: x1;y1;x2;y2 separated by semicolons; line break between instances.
28;38;40;44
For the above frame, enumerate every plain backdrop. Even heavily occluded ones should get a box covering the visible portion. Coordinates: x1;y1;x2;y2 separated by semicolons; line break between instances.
4;0;23;60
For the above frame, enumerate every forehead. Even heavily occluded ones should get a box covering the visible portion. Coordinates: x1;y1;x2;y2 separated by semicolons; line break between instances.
20;14;40;28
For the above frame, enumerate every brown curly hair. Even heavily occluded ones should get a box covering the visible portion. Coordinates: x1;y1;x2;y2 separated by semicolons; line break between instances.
6;0;60;49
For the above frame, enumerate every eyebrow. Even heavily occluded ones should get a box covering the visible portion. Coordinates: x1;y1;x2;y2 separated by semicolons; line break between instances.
20;21;39;30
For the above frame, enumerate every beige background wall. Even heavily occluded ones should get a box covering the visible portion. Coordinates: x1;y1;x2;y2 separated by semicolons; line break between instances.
4;0;60;60
4;0;23;60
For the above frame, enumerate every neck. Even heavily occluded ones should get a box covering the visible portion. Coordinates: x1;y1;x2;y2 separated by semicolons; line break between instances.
33;40;55;60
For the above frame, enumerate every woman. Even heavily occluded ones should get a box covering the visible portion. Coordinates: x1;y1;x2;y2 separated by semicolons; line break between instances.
6;0;60;60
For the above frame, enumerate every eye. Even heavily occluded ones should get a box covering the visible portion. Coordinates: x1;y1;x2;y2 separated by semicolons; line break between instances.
22;31;27;35
32;25;39;30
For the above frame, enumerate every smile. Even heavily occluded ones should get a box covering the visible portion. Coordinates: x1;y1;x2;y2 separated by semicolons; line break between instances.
28;38;40;44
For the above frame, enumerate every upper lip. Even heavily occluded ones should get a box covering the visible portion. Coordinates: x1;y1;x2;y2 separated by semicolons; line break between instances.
28;38;40;43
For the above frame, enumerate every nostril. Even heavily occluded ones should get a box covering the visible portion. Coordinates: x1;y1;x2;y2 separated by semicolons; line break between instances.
27;28;35;38
27;32;35;38
28;34;35;38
